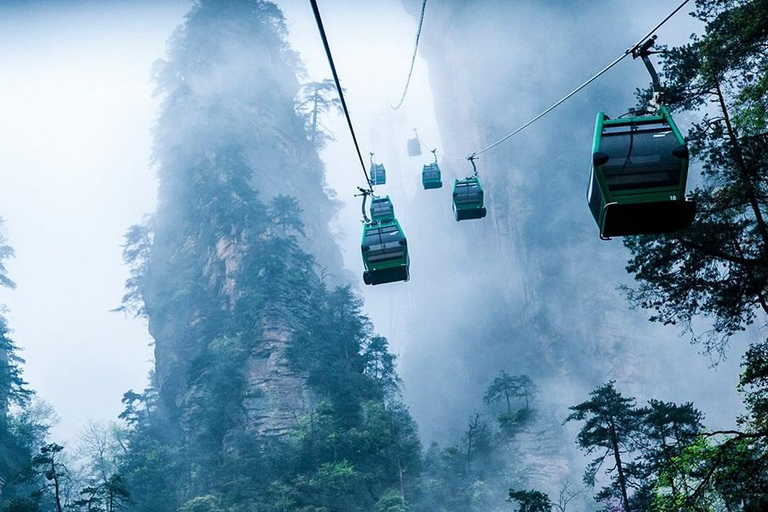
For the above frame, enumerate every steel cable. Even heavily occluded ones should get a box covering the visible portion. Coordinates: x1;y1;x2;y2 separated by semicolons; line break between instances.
467;0;691;160
390;0;428;110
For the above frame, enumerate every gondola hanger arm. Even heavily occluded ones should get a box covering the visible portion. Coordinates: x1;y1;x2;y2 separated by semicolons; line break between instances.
355;187;372;224
467;155;479;178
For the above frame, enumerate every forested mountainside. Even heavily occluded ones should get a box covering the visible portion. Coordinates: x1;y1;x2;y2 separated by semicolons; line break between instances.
0;221;51;508
114;1;421;511
396;0;722;462
0;223;26;496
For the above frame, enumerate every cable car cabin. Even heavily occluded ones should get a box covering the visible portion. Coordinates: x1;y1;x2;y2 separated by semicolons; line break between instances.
422;163;442;189
452;177;487;221
361;220;410;285
407;137;422;157
588;105;695;239
370;163;386;186
370;196;395;223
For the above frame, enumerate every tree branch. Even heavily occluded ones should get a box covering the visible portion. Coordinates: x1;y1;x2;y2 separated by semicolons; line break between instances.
675;237;768;266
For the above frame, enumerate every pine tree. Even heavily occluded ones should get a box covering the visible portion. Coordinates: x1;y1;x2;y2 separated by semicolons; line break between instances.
636;400;703;507
565;382;644;510
621;0;768;503
508;489;553;512
294;79;343;149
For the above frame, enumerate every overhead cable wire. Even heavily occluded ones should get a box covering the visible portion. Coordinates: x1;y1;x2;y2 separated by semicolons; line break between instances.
467;0;691;159
309;0;371;189
390;0;428;110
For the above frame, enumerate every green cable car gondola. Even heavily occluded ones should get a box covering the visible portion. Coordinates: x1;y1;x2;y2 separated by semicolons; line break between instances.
369;153;386;186
407;128;422;157
370;163;386;185
587;105;695;239
423;163;442;189
361;219;409;285
453;178;487;220
370;195;395;223
452;157;487;221
422;149;442;189
588;36;696;239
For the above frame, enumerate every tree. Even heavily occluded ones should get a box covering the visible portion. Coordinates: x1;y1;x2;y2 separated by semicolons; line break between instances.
29;443;69;512
375;490;409;512
461;414;492;478
636;400;703;507
620;0;768;502
362;335;401;397
269;194;305;237
1;498;41;512
76;422;125;485
294;79;343;149
508;489;552;512
623;0;768;356
0;318;31;417
0;221;28;416
0;224;47;508
565;382;644;510
552;479;584;512
177;495;227;512
114;221;152;317
484;372;536;412
72;474;131;512
0;219;15;290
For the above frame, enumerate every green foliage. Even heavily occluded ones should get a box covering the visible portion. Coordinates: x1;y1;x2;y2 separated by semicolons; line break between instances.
740;341;768;432
269;194;305;237
0;220;16;291
375;490;409;512
484;371;536;435
177;496;228;512
114;3;421;511
620;1;768;507
565;382;645;509
413;415;506;512
361;336;401;397
412;374;549;511
0;220;28;414
0;318;31;414
624;0;768;356
294;80;344;149
0;221;48;509
288;287;381;419
72;474;131;512
565;382;768;510
484;372;536;412
508;489;552;512
1;498;41;512
115;222;153;318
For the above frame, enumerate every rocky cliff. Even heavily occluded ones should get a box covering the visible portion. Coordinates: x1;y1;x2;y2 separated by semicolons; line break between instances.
132;0;342;439
396;0;742;495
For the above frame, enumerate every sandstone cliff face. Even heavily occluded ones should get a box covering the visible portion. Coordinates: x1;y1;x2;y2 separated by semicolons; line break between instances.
141;2;339;441
244;324;313;436
396;0;740;492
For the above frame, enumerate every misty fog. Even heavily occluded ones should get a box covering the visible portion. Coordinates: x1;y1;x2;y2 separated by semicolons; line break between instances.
0;0;764;510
